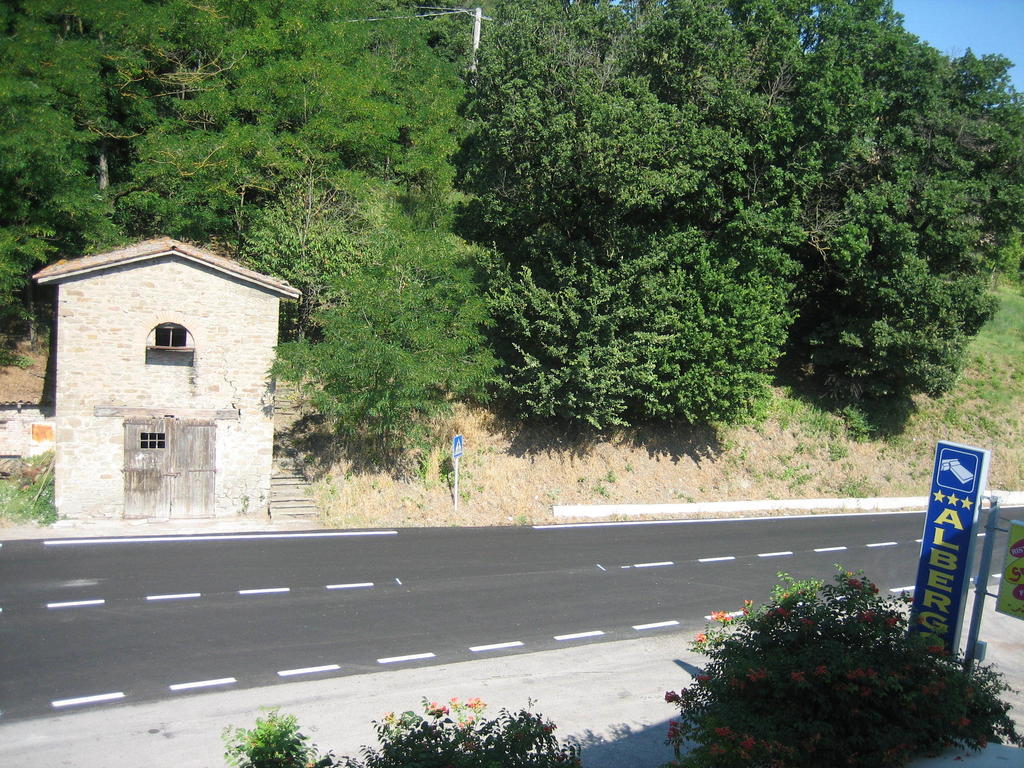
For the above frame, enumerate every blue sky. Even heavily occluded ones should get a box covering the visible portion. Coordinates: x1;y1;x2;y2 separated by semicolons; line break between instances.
893;0;1023;91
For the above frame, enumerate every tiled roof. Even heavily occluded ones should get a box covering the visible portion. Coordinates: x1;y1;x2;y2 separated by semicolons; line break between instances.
34;237;301;299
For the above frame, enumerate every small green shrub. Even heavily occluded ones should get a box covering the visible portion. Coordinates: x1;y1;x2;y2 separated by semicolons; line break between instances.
840;405;874;442
0;452;56;525
223;709;334;768
664;570;1022;767
343;697;581;768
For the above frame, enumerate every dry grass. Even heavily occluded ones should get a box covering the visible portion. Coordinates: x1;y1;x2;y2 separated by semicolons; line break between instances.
280;287;1024;529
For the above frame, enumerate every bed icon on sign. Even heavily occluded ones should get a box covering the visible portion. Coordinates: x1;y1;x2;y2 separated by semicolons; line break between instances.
936;448;978;493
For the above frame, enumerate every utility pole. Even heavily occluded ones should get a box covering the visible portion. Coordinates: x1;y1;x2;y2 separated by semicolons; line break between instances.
470;7;482;71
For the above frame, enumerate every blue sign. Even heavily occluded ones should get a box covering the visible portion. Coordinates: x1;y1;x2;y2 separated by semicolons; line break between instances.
452;434;463;459
909;441;990;653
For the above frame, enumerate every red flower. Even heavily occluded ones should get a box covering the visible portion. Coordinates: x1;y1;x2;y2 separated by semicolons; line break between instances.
746;667;768;682
885;616;899;627
790;670;806;683
859;610;875;623
800;618;816;627
709;743;726;756
847;578;863;589
665;690;681;703
740;736;756;750
715;726;734;738
814;665;829;677
695;632;707;643
955;717;970;728
710;610;733;623
696;674;711;683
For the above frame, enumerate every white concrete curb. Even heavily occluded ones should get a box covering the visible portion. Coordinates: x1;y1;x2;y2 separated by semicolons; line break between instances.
553;491;1024;519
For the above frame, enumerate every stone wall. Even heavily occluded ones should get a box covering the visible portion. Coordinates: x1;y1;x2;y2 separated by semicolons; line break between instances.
53;256;281;518
0;405;55;458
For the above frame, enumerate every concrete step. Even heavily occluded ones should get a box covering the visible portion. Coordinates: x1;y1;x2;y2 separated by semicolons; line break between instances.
268;469;318;519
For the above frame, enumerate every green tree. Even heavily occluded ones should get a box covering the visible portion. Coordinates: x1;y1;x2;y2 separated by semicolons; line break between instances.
274;221;495;460
458;0;794;428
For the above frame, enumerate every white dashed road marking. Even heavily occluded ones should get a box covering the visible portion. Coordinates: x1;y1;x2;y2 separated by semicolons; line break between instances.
238;588;290;596
377;653;435;664
469;641;524;652
634;561;674;568
699;556;735;563
169;678;236;691
632;620;679;631
51;692;125;708
814;546;847;553
47;599;105;609
146;593;201;601
757;551;793;558
325;583;374;590
867;541;898;548
890;586;915;594
554;630;604;641
277;664;340;677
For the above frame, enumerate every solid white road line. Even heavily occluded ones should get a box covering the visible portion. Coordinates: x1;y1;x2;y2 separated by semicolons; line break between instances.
377;653;435;664
325;582;374;590
632;620;680;631
554;630;605;641
814;546;847;553
277;664;340;677
867;541;898;548
51;692;125;708
47;599;105;609
469;641;524;652
634;561;674;568
146;593;201;601
44;531;398;545
238;587;290;595
698;556;735;563
757;551;793;558
169;678;236;691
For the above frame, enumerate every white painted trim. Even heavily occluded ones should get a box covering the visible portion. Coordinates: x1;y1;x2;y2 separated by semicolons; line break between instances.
551;491;1024;520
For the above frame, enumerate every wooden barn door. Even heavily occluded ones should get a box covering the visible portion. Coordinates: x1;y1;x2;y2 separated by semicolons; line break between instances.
171;419;216;518
123;417;172;519
124;417;216;518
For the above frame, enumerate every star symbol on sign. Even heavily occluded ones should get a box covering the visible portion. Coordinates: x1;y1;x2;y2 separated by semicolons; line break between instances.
947;493;960;508
960;496;973;510
932;490;946;503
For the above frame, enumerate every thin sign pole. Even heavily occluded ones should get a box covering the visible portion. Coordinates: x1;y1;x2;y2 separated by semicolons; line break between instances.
964;496;1001;670
452;435;463;510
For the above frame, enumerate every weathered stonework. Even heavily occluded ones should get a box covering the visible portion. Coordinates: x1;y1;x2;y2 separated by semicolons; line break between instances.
35;239;299;519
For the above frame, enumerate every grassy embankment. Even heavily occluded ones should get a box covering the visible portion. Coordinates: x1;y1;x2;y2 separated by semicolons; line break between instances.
301;285;1023;529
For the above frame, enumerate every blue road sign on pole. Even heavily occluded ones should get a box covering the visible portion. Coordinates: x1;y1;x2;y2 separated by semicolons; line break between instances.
452;434;463;459
909;441;990;653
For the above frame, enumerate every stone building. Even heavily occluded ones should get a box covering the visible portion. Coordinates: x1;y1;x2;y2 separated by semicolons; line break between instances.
34;237;300;519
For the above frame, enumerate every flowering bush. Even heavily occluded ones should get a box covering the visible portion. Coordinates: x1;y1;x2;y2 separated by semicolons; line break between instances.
664;569;1023;767
342;697;581;768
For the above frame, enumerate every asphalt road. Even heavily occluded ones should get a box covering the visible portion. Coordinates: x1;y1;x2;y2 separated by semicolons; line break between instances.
0;510;1012;723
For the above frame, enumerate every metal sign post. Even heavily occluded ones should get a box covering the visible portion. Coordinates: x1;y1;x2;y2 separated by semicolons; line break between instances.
963;496;1002;670
452;435;463;510
909;441;991;654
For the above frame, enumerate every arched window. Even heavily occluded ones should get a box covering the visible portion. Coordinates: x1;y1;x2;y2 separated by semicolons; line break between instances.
146;323;194;365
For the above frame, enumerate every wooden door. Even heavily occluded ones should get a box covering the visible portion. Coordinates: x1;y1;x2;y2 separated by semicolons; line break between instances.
171;419;216;518
123;417;172;519
123;417;216;518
